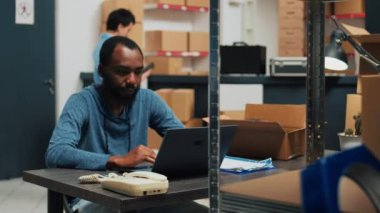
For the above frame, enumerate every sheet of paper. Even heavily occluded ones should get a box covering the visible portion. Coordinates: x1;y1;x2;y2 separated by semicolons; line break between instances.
15;0;34;25
221;156;274;173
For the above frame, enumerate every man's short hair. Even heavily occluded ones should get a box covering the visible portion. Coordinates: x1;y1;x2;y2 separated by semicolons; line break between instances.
99;36;143;67
106;9;136;31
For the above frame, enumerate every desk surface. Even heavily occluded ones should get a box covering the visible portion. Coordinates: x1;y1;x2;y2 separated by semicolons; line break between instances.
23;157;306;212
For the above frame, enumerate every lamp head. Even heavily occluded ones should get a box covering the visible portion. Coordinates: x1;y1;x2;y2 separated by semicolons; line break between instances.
324;29;349;71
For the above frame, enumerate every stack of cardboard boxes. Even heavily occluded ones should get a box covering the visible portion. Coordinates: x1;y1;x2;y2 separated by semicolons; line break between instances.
148;88;203;149
145;31;209;75
144;0;209;77
278;0;306;57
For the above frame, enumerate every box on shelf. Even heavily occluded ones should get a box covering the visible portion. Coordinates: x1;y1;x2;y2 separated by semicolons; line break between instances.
279;19;305;30
357;76;362;94
221;111;245;120
171;89;194;122
362;75;380;161
128;22;143;48
184;118;203;128
102;0;144;22
185;0;208;8
278;48;304;57
334;0;365;15
145;31;188;51
221;167;375;212
156;88;194;122
188;32;209;52
205;104;306;160
145;0;184;5
345;94;362;132
278;0;304;9
147;128;162;149
278;7;305;19
155;88;174;106
278;29;305;57
221;170;302;211
279;38;305;49
341;23;380;75
279;28;305;40
146;56;183;75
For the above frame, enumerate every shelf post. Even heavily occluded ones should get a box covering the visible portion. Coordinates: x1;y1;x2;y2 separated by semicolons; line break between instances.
306;0;326;164
209;0;221;212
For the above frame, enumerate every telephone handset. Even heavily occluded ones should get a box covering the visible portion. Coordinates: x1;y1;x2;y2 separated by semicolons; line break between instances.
79;171;169;196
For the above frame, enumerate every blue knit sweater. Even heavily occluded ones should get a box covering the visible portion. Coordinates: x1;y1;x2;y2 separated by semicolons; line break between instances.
45;85;183;170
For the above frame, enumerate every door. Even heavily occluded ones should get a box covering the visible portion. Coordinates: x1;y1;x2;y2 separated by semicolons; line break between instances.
0;0;55;179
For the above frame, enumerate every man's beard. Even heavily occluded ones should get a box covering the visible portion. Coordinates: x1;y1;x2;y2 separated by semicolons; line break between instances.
103;77;140;104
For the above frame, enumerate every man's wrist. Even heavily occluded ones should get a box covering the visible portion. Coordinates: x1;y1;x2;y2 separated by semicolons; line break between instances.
106;156;119;170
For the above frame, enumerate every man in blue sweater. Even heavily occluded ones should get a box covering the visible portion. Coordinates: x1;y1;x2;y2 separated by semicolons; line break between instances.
45;36;207;212
46;36;183;171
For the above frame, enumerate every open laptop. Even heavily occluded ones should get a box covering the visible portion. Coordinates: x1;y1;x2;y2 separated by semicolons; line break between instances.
129;125;237;179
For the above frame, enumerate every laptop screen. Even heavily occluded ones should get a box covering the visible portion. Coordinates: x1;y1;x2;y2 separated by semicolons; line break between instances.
151;125;237;179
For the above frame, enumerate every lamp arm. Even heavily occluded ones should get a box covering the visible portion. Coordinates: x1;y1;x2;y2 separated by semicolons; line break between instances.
345;35;380;71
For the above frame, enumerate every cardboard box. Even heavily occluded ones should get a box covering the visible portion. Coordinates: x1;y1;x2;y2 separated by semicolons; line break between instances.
185;0;208;8
102;0;144;22
278;48;304;57
279;28;305;40
279;7;305;19
146;57;183;75
128;22;143;49
245;104;306;160
357;76;362;94
147;128;163;149
145;0;184;5
345;94;362;132
145;31;188;51
278;0;304;10
221;170;302;208
341;23;380;75
100;22;143;49
334;0;365;15
184;118;203;128
221;169;375;212
188;32;209;52
216;104;306;160
361;75;380;161
279;19;305;30
171;89;194;122
221;111;245;120
155;88;173;107
279;38;305;49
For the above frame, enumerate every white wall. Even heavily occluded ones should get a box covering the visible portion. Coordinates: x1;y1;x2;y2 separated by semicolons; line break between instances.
55;0;103;116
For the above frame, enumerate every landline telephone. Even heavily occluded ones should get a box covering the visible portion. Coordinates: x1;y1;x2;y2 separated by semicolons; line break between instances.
78;171;169;197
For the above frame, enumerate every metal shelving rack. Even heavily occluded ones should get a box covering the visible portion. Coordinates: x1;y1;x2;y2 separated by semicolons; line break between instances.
208;0;327;211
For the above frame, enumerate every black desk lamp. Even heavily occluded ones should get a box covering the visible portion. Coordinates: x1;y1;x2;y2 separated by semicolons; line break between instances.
324;16;380;72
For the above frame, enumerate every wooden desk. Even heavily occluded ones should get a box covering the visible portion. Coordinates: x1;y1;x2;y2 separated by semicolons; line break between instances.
22;157;306;213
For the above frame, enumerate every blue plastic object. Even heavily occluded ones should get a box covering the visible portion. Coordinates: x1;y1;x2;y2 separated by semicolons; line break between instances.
301;145;380;212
